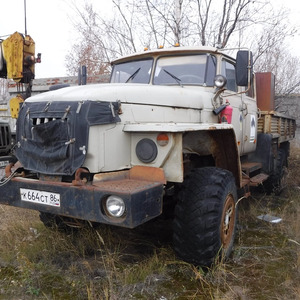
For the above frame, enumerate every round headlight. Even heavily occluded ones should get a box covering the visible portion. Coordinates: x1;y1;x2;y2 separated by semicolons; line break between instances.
136;138;158;163
214;75;227;88
105;195;125;217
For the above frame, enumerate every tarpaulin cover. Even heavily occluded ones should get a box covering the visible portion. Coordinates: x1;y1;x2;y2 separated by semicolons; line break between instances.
16;100;121;175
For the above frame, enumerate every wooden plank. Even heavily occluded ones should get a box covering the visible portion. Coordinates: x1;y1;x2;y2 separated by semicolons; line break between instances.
249;173;269;186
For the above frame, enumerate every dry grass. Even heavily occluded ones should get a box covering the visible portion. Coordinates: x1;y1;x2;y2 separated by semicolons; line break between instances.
0;147;299;299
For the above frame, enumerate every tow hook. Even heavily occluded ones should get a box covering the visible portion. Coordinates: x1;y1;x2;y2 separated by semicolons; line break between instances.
72;168;89;186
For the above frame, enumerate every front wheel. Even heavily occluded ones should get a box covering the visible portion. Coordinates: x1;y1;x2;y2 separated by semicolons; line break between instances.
173;167;237;267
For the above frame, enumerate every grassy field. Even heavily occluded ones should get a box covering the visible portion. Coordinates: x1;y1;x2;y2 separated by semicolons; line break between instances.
0;148;299;299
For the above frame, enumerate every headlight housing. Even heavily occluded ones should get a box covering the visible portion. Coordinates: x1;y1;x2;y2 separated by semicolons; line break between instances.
136;138;158;163
214;74;227;89
105;195;126;218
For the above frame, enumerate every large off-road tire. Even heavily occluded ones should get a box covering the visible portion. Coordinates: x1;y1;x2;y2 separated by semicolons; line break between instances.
173;167;237;267
264;148;288;195
273;148;288;195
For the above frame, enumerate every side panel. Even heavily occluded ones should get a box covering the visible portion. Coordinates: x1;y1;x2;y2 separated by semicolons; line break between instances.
160;134;183;182
130;133;183;182
125;124;238;184
241;93;258;154
84;124;131;173
222;91;243;154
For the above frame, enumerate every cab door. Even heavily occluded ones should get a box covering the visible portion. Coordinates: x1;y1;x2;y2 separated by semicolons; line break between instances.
221;59;244;154
221;58;258;155
240;85;257;154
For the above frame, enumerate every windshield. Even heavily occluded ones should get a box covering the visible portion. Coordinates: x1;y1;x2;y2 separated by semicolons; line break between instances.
110;59;153;83
110;53;216;86
153;54;216;86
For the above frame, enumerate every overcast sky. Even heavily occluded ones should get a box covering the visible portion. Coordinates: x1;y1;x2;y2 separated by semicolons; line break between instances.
0;0;113;78
1;0;299;79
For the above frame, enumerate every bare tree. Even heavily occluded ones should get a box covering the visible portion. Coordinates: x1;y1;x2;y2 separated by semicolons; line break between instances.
250;7;300;96
142;0;186;45
255;45;300;95
216;0;252;48
194;0;212;46
65;2;111;76
65;0;299;95
133;0;189;47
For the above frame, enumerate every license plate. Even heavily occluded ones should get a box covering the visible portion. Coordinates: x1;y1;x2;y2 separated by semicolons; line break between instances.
20;188;60;207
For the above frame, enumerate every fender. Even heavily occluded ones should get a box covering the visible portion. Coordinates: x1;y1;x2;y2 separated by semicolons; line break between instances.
124;123;241;187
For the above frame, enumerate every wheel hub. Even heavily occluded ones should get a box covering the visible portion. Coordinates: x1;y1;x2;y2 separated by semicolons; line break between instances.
220;194;235;249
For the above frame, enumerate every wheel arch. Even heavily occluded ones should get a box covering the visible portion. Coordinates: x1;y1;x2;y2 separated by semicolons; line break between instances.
123;123;241;186
183;129;241;187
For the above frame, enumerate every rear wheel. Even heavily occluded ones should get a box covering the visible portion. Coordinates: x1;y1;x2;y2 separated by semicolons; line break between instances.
273;148;288;194
173;167;237;267
264;148;288;195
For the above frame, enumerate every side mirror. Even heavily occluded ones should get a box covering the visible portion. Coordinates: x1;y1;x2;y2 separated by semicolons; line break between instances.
236;50;253;86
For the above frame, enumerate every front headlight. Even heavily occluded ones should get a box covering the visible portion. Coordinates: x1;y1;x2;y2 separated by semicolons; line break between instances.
105;195;126;217
214;74;227;88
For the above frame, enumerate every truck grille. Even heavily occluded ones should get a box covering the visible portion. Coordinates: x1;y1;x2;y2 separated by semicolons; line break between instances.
16;100;121;175
32;117;61;125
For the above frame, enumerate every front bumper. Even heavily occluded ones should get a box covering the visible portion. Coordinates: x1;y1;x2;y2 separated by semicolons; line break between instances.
0;166;165;228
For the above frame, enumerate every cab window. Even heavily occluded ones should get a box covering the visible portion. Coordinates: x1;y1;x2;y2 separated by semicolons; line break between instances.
110;59;153;83
221;60;237;92
153;54;216;86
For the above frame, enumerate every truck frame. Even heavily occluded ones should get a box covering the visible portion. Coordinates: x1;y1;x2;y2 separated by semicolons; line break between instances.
0;46;296;267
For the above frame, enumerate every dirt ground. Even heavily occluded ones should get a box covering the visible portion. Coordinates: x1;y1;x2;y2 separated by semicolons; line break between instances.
0;150;300;299
0;187;299;300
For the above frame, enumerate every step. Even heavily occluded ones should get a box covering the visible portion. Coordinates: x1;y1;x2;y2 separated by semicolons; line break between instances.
249;173;269;186
241;162;262;174
241;172;269;187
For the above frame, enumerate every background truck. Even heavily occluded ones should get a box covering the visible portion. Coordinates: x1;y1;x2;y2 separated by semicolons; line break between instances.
0;46;295;267
0;31;41;157
0;120;11;156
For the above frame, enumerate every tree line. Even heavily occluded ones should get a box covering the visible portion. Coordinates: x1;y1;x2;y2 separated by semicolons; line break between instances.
65;0;300;96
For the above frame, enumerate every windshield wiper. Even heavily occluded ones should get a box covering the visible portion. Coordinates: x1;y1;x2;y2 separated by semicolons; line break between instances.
163;69;183;87
126;67;141;83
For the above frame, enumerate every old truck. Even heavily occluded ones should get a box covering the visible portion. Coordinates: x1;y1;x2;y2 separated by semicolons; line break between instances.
0;46;296;267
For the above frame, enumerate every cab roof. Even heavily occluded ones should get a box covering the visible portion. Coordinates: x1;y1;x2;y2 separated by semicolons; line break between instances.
112;46;233;65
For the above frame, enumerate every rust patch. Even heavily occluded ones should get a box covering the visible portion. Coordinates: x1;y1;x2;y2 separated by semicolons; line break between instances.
93;166;166;185
72;168;89;186
129;166;166;184
209;129;241;187
5;161;23;178
93;178;162;193
93;170;130;183
40;174;62;182
5;163;14;178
